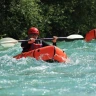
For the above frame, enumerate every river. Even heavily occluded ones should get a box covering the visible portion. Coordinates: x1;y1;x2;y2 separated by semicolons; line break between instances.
0;40;96;96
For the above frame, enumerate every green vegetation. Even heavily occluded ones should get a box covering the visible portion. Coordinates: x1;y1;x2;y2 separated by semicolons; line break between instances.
0;0;96;39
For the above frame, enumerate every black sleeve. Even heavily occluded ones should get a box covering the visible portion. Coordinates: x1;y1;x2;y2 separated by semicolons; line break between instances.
53;42;56;46
21;38;29;48
21;41;31;52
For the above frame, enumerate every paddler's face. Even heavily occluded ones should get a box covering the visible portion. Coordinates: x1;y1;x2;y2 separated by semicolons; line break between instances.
28;33;38;39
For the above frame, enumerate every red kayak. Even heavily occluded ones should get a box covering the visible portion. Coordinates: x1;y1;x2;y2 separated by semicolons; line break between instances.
14;46;67;63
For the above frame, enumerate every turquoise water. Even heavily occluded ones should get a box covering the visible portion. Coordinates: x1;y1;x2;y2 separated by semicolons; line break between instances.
0;40;96;96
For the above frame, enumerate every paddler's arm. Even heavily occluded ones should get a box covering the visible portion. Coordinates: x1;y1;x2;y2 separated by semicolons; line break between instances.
21;38;35;52
21;38;34;47
41;36;58;47
21;41;31;52
21;41;28;47
52;36;58;46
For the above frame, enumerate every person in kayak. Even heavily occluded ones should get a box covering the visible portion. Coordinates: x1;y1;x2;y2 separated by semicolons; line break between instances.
21;27;58;52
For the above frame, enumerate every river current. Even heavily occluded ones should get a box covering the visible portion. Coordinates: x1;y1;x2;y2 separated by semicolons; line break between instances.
0;40;96;96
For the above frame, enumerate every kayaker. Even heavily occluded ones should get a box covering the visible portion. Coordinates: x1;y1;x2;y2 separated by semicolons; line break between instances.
21;27;58;52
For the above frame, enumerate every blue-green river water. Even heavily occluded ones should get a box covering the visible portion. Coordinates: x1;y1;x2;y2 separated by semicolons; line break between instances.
0;40;96;96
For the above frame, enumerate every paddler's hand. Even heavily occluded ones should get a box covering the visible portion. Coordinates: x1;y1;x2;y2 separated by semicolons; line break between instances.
52;36;58;43
28;38;35;44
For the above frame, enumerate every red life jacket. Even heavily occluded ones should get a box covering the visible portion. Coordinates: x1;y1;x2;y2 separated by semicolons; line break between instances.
29;43;42;51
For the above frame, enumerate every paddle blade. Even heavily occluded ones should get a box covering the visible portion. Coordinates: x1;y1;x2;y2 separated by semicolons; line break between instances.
85;29;96;42
67;34;84;39
0;37;18;48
